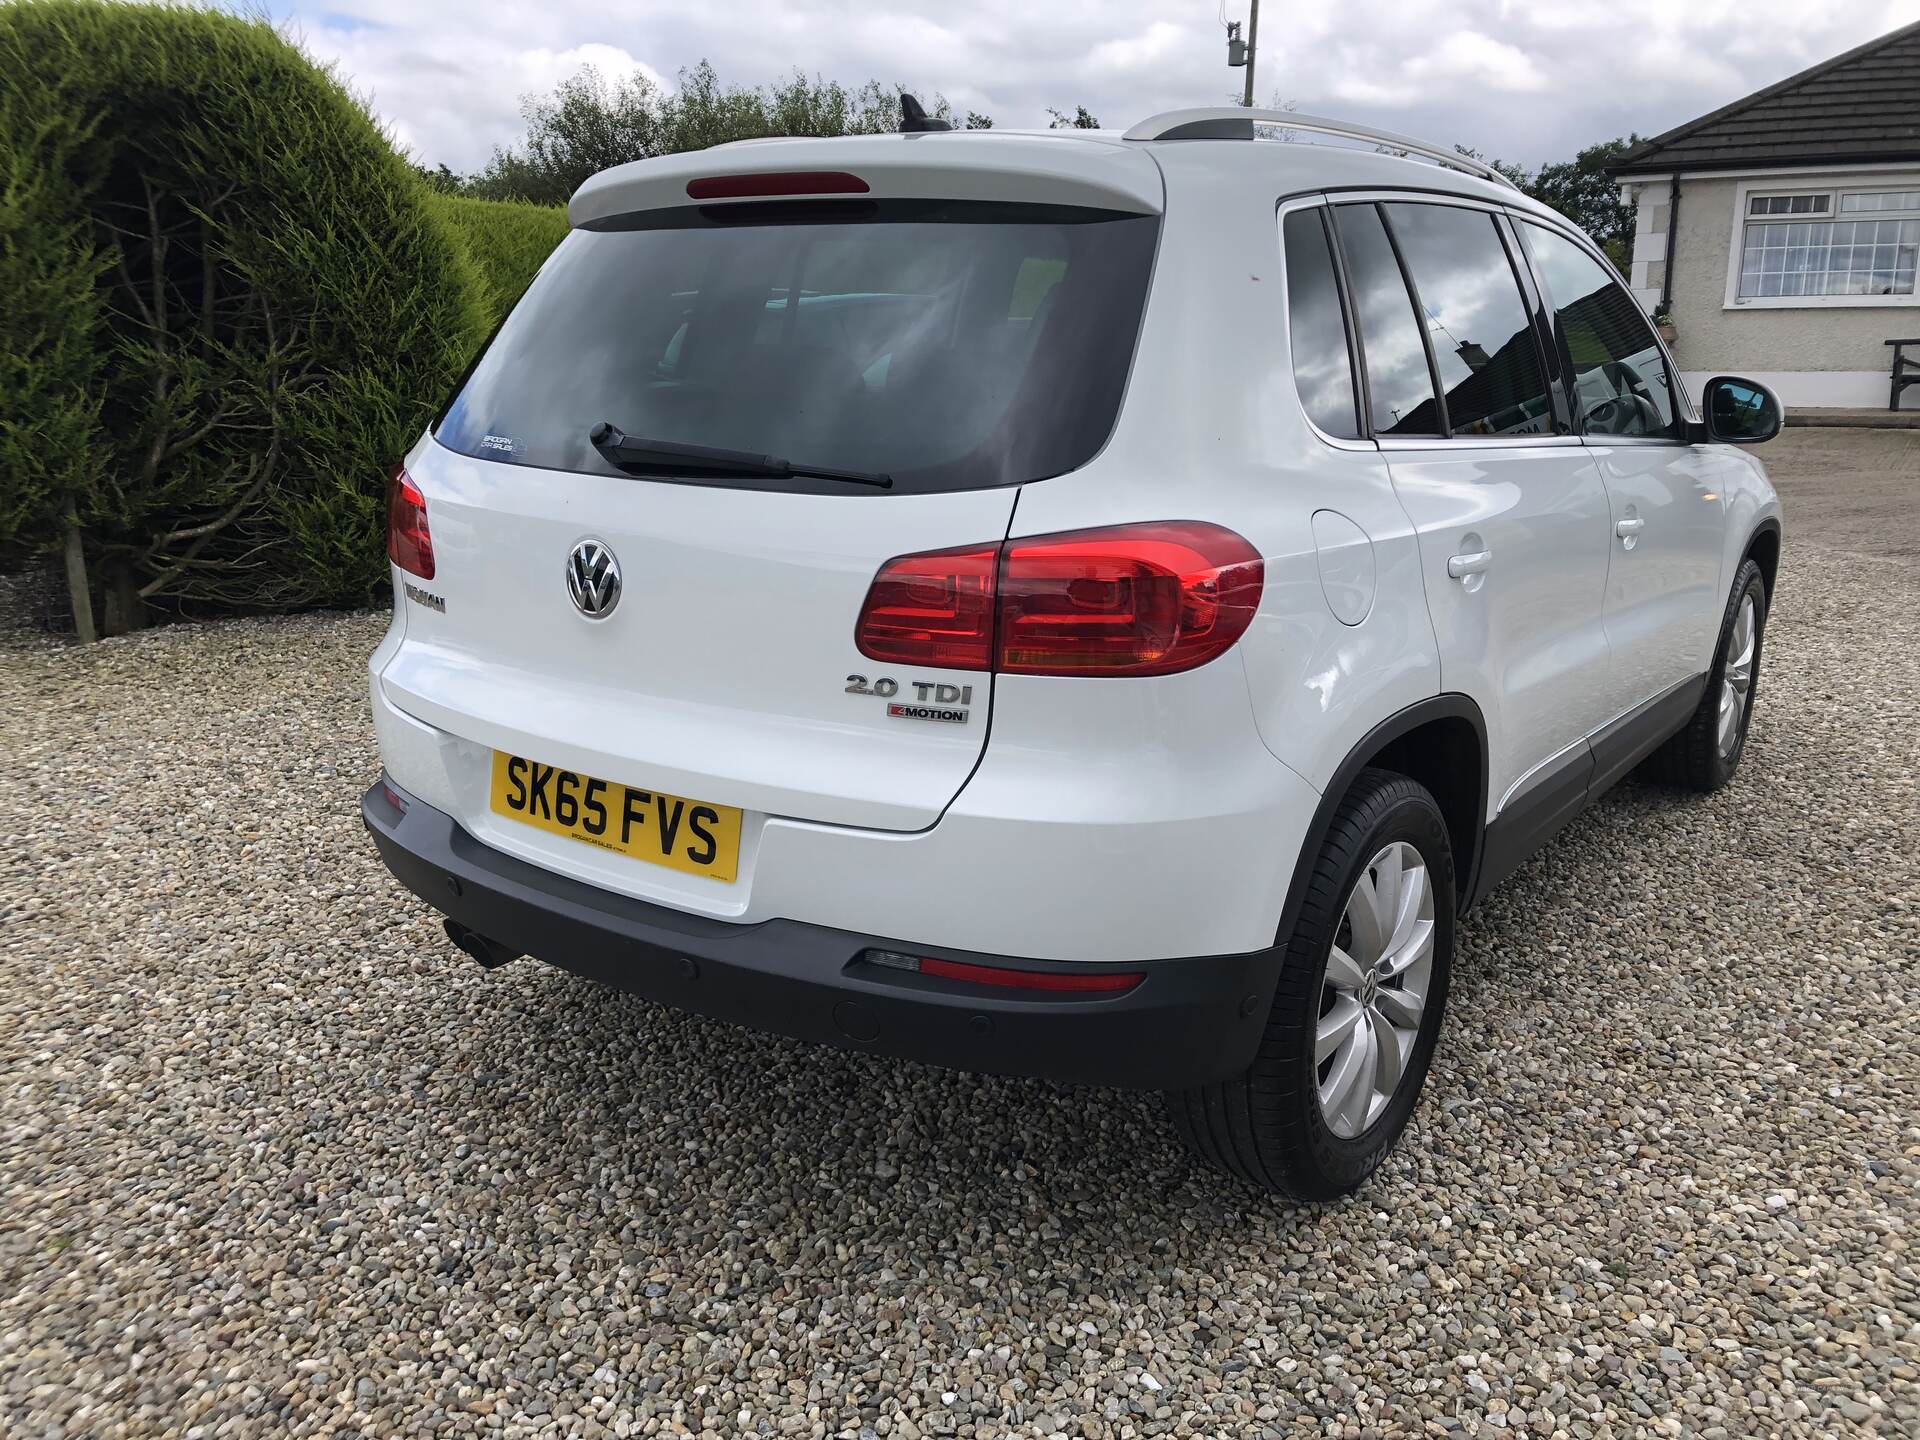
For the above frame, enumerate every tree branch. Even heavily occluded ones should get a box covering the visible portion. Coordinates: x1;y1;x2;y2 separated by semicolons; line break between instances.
146;454;272;548
139;287;293;599
138;443;275;596
157;397;244;463
138;175;174;492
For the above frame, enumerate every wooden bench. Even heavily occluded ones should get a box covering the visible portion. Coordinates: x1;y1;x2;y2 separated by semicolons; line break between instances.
1890;338;1920;410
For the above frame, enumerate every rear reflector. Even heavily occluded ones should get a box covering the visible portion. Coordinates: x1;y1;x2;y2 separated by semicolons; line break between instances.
863;949;1143;993
854;522;1263;677
687;171;871;200
386;466;434;579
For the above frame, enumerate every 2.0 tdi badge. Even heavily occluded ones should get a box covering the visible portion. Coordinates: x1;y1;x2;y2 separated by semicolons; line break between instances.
845;674;973;724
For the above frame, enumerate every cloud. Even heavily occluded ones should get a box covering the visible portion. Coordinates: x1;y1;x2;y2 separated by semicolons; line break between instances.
1404;32;1549;93
265;0;1920;173
1088;21;1185;76
520;44;668;95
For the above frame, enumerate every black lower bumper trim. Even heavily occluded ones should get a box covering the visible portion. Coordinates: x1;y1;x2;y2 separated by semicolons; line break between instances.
361;778;1276;1090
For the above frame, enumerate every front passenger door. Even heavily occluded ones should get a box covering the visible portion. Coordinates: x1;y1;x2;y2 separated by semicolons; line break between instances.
1517;221;1729;712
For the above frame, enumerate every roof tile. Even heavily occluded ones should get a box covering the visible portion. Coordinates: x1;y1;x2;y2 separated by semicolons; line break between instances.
1611;22;1920;175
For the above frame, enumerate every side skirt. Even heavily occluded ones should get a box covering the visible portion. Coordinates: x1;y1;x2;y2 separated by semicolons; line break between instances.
1587;673;1708;798
1472;673;1707;906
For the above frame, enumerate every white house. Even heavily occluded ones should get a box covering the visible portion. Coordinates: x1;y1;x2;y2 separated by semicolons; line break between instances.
1610;19;1920;410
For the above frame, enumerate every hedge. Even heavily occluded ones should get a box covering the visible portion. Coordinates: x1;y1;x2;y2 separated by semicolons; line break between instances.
0;1;566;630
429;193;570;322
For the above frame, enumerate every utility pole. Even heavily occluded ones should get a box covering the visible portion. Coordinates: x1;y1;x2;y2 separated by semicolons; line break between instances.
1242;0;1260;107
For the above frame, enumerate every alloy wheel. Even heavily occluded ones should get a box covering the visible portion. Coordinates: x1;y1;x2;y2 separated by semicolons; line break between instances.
1718;594;1757;759
1317;841;1435;1139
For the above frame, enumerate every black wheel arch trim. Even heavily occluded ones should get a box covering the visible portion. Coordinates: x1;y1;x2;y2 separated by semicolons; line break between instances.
1743;516;1782;591
1273;693;1490;951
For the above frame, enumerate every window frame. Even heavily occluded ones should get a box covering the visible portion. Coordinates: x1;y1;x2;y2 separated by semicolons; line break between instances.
1723;174;1920;310
1493;210;1576;436
1277;188;1676;450
1276;194;1376;451
1513;213;1688;446
1330;198;1449;439
1374;198;1567;442
1331;192;1572;448
1277;198;1370;445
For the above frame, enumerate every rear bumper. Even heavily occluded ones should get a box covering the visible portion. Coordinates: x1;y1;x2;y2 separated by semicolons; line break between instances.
362;778;1278;1090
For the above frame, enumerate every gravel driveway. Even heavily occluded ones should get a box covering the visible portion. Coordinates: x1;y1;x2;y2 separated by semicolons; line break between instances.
3;432;1915;1439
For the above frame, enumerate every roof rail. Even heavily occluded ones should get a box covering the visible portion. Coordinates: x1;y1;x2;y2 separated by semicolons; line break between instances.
1122;108;1519;190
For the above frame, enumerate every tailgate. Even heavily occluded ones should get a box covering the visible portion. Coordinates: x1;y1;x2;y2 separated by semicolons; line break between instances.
381;440;1015;831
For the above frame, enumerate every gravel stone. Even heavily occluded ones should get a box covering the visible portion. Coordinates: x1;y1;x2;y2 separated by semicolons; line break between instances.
3;432;1916;1438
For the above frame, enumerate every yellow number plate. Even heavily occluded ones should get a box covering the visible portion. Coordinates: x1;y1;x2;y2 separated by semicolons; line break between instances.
489;752;741;882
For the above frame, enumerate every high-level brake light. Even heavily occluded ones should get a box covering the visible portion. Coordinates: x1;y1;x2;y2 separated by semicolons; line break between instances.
686;171;871;200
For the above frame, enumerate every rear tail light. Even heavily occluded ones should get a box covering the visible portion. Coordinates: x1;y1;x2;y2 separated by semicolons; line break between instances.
854;522;1262;677
852;545;997;669
386;466;434;579
999;522;1263;676
863;949;1143;993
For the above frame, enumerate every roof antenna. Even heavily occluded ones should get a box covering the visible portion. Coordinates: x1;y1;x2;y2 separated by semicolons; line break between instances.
899;93;952;133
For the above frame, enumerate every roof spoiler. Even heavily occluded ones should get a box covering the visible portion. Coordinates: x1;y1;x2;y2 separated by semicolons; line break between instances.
1123;108;1520;190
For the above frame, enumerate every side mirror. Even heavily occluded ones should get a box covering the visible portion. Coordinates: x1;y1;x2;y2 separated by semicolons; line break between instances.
1700;375;1783;445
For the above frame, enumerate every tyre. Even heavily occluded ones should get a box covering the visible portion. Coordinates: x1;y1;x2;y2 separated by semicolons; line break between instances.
1648;558;1767;792
1167;768;1455;1199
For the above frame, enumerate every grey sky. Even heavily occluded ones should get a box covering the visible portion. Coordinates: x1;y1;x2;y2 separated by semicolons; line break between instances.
269;1;1920;174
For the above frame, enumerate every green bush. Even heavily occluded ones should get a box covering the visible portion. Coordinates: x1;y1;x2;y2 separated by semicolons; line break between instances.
0;0;499;624
428;193;568;324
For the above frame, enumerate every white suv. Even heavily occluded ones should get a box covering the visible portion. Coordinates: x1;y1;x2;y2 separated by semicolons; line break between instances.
364;107;1783;1197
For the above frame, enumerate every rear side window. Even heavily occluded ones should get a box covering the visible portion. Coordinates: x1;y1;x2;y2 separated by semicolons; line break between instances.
438;201;1160;493
1282;209;1361;439
1382;203;1554;437
1521;221;1677;438
1334;205;1442;436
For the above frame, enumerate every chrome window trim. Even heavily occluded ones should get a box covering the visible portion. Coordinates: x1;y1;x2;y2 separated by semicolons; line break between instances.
1376;434;1585;453
1323;188;1508;215
1308;430;1384;454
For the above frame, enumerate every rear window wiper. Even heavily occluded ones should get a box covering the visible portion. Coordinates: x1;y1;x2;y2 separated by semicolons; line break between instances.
589;423;893;489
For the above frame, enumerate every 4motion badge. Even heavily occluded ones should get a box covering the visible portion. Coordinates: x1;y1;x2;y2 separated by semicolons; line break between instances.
845;675;973;725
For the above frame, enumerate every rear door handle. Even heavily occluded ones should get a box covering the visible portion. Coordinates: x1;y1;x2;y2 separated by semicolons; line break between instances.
1447;549;1492;579
1615;517;1646;537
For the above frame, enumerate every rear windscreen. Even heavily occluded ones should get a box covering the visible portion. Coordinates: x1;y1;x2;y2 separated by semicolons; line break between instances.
437;200;1160;493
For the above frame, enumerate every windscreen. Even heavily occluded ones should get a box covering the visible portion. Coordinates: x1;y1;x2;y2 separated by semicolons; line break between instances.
438;200;1160;493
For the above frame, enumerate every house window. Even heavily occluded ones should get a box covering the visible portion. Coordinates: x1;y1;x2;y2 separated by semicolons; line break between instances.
1748;194;1830;216
1840;191;1920;213
1736;187;1920;300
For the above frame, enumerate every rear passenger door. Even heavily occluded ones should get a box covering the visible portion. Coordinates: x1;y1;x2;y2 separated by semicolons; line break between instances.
1514;220;1729;713
1334;198;1616;827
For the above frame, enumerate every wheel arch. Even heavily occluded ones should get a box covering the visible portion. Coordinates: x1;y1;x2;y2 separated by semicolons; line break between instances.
1743;517;1782;602
1276;694;1489;948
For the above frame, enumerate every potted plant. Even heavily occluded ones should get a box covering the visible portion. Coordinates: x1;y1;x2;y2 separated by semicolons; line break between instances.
1652;301;1677;346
